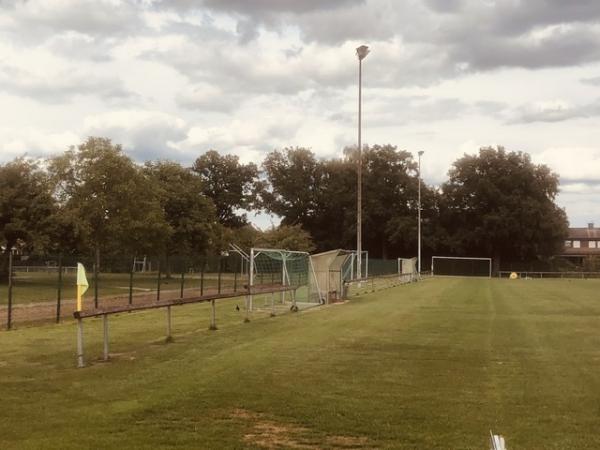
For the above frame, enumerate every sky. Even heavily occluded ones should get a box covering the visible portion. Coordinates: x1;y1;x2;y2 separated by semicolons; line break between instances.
1;0;599;228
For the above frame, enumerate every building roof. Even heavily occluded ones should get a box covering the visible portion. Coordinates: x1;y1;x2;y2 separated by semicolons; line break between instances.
567;227;600;239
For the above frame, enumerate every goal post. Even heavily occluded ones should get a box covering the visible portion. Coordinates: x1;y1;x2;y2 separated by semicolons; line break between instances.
249;248;323;313
431;256;492;278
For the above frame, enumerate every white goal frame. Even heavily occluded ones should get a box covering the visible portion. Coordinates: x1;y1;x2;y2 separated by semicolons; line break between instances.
431;256;492;278
249;247;322;311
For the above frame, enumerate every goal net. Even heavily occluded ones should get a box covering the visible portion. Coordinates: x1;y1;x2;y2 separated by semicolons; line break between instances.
431;256;492;278
250;248;322;313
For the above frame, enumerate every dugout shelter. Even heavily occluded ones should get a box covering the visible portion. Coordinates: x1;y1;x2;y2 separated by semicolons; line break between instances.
310;249;354;302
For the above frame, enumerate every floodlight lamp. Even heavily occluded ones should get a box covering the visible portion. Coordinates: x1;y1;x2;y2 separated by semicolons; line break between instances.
356;45;370;60
418;150;424;156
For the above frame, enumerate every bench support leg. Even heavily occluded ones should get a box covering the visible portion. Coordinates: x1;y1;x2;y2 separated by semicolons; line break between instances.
166;306;172;342
209;300;217;330
103;314;109;361
77;318;85;368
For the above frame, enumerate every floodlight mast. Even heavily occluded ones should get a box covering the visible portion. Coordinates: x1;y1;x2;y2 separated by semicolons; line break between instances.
356;44;369;281
417;150;424;274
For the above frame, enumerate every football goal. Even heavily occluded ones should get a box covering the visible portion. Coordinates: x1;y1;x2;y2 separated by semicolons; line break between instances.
431;256;492;278
249;248;322;312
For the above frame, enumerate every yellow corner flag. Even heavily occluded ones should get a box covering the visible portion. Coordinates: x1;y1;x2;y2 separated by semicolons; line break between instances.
76;263;89;312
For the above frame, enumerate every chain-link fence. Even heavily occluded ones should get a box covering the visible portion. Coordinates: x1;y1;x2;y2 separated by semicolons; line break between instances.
0;252;248;329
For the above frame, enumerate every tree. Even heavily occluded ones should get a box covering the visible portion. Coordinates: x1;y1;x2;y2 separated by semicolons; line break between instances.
262;147;324;226
263;145;427;257
440;146;568;269
192;150;261;228
0;158;59;279
47;137;170;259
257;224;316;252
144;161;218;270
361;145;422;258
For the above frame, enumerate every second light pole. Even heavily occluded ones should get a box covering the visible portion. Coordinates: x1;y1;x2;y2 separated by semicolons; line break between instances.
356;44;370;280
417;150;424;274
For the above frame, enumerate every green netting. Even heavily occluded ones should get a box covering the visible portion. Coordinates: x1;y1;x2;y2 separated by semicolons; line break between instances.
251;249;321;311
367;258;399;277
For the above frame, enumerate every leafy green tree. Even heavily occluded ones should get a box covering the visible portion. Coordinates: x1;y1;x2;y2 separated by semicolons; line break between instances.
0;158;59;279
192;150;261;228
263;145;427;257
257;224;316;252
47;137;170;259
262;147;324;225
361;145;422;258
144;161;218;271
440;146;568;268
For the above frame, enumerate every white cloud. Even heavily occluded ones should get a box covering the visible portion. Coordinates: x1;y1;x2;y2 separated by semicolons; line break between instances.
0;127;80;162
535;147;600;183
2;0;600;227
83;110;189;161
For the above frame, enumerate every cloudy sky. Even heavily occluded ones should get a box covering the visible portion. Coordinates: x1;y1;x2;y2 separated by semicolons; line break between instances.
1;0;599;227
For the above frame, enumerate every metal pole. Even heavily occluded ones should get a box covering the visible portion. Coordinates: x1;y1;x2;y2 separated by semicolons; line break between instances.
56;254;63;323
357;56;363;281
180;272;185;298
418;151;423;274
280;257;285;304
102;314;109;361
200;261;205;296
77;318;85;368
94;247;99;309
209;299;217;330
217;257;222;294
156;260;161;302
128;260;134;305
7;251;13;330
234;265;238;292
249;248;254;312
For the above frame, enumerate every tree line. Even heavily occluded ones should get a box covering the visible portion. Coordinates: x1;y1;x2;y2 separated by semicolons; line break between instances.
0;136;568;275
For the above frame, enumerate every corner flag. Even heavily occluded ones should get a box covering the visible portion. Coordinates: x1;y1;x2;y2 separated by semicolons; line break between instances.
76;263;89;312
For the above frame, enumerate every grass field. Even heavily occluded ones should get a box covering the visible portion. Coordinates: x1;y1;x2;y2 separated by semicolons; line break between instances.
1;277;600;449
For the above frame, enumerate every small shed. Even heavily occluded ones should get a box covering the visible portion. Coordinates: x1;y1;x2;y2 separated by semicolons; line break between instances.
310;250;353;302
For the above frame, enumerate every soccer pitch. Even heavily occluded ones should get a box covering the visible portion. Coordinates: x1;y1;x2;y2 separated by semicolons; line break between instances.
1;277;600;449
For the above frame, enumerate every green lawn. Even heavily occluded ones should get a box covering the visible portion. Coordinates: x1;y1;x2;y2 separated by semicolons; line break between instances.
1;277;600;449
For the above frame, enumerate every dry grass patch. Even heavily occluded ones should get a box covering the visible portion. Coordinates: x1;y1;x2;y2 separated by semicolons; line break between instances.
231;409;370;449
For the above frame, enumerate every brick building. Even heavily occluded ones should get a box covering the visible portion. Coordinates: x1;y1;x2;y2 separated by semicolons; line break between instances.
562;223;600;265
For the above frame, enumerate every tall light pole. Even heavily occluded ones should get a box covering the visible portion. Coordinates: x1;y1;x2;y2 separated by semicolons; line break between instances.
356;44;369;280
417;151;424;274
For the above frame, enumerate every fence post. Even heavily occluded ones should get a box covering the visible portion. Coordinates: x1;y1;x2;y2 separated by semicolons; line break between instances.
234;265;238;293
7;252;13;330
180;272;185;299
156;260;161;302
200;261;205;296
56;254;63;323
128;260;134;306
218;257;222;294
